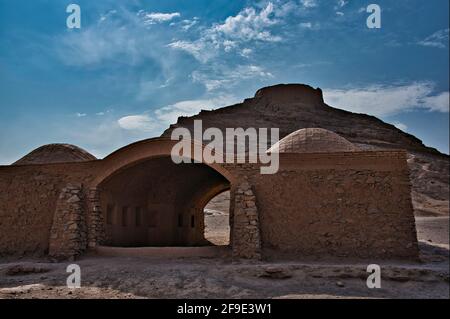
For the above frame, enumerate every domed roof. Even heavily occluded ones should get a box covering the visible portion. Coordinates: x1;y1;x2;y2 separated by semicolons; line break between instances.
267;128;359;153
13;144;96;165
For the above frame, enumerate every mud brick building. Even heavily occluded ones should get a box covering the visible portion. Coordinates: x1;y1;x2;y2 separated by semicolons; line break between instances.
0;126;419;260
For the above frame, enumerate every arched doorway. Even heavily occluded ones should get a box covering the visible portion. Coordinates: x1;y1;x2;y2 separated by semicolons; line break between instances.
89;138;235;250
99;156;230;247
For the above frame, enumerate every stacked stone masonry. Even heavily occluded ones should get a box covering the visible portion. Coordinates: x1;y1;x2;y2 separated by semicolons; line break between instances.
232;181;262;259
48;184;87;259
87;188;105;248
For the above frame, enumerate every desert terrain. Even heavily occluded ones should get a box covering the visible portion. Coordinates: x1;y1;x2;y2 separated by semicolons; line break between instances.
0;85;448;299
0;194;448;299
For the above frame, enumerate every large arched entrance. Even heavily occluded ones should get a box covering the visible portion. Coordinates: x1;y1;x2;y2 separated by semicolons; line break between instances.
89;138;235;250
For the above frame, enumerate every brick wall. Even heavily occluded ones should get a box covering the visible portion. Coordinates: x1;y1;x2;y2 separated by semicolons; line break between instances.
0;162;97;257
0;149;419;261
248;151;419;259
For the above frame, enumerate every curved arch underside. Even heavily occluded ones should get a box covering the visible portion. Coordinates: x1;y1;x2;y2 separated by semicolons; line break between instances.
98;155;231;247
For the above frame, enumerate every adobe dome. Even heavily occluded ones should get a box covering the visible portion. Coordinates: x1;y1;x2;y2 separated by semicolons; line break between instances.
13;144;96;165
267;128;359;153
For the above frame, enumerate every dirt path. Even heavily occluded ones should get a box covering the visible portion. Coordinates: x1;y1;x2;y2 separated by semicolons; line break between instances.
0;241;448;299
415;217;449;246
0;216;448;299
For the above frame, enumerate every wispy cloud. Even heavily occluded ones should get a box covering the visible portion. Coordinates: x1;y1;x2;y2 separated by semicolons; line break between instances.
117;95;239;132
137;11;181;25
168;2;290;62
418;28;449;49
167;40;213;63
300;0;318;8
210;2;281;42
117;114;157;132
55;8;182;68
336;0;348;9
323;82;450;116
56;11;145;66
393;122;408;132
154;96;238;125
192;65;273;92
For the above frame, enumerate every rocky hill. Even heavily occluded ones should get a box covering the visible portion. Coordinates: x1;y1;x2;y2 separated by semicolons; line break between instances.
163;84;449;217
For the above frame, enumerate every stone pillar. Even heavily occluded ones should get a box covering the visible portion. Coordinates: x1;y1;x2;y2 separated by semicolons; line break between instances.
86;187;105;248
232;181;262;260
49;184;87;260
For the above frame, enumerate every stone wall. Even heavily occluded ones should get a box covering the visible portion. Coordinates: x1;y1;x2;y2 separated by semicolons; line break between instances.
0;162;97;257
86;188;105;248
48;184;87;260
249;151;419;260
231;181;261;259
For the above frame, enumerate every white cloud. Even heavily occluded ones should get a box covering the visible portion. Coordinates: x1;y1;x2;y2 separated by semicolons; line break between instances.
336;0;348;8
393;122;408;132
168;2;284;62
240;48;253;58
118;114;157;132
154;96;237;125
300;22;313;28
275;1;298;17
67;116;159;159
167;40;213;63
334;0;348;15
300;0;318;8
76;113;87;117
358;7;366;13
58;27;131;66
99;10;117;23
192;65;273;91
211;3;281;42
180;18;199;30
418;29;449;49
138;11;181;25
56;13;150;66
422;91;450;112
323;82;450;116
118;96;239;131
56;7;184;69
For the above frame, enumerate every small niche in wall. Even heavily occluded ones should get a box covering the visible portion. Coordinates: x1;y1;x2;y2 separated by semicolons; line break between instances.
148;210;157;228
106;204;114;225
122;207;128;227
178;214;183;227
135;207;141;226
191;215;195;228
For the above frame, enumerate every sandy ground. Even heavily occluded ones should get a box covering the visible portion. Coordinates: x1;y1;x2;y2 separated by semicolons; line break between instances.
204;191;230;245
0;214;448;299
415;217;449;246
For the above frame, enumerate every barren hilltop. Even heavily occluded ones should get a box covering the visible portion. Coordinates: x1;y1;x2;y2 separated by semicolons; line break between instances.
162;84;449;217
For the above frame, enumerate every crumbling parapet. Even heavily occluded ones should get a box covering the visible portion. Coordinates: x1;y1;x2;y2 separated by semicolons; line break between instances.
232;180;262;260
48;184;87;260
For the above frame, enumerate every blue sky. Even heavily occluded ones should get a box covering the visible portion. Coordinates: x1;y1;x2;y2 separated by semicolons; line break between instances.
0;0;448;164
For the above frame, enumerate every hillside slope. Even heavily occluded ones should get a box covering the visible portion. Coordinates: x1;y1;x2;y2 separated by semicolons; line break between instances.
163;84;449;216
